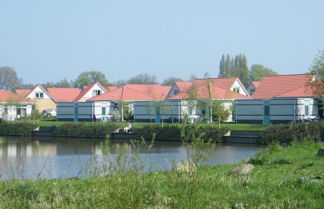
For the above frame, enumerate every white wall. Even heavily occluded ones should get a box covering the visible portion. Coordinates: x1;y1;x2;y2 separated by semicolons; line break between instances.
230;79;249;96
82;84;107;99
27;86;51;99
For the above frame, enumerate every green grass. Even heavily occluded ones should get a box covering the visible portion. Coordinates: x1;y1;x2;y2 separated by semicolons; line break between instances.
8;120;268;130
0;141;323;209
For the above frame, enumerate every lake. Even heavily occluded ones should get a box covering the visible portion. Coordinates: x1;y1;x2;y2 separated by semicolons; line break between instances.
0;137;263;180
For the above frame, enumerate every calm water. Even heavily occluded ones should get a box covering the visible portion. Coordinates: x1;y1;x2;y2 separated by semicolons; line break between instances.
0;137;263;180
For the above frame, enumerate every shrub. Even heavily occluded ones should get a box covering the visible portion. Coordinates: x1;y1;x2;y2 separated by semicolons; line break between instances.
138;124;228;142
261;121;323;144
0;122;37;136
54;123;118;138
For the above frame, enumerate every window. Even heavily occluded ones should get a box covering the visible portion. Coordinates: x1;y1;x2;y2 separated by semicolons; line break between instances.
233;87;240;93
173;89;179;95
93;90;101;97
35;92;44;98
304;105;309;116
102;107;106;115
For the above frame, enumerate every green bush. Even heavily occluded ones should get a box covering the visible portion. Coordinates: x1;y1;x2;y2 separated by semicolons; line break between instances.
54;123;118;138
261;121;324;144
0;122;37;136
138;124;228;142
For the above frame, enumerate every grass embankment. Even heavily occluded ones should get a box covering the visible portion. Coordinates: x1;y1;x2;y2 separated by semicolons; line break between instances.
0;141;323;208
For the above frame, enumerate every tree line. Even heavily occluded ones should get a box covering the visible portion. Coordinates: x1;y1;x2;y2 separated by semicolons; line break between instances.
1;51;323;92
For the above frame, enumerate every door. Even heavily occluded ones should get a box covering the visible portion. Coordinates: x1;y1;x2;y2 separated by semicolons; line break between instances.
263;100;270;124
155;105;161;123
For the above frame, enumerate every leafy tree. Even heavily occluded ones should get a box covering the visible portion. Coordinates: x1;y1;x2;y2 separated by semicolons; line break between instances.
162;77;183;86
56;78;72;88
127;73;157;84
0;66;22;90
74;71;109;88
218;54;249;86
250;64;278;81
308;50;324;96
212;100;230;127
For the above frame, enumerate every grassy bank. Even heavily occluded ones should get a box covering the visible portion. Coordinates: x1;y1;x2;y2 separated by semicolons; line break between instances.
0;141;323;208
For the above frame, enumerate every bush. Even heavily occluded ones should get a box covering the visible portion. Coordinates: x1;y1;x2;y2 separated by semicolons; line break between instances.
261;121;324;144
138;124;229;142
0;122;37;136
54;123;118;138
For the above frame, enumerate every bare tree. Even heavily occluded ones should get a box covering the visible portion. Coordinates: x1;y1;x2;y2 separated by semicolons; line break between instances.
127;73;158;84
0;66;22;90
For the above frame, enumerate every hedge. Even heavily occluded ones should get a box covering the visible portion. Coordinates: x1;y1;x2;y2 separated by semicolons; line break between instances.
54;123;119;138
0;122;37;136
137;124;229;142
261;121;324;144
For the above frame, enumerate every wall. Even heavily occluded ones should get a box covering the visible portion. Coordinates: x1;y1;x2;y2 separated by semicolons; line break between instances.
79;84;106;102
230;79;249;96
32;98;56;113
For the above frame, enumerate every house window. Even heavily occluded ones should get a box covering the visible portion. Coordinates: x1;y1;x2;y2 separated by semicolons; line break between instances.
93;90;101;97
173;89;179;95
35;92;44;98
102;107;106;115
304;105;309;116
233;87;240;93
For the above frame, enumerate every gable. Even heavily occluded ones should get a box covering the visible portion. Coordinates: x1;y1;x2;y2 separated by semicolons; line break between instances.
26;85;52;100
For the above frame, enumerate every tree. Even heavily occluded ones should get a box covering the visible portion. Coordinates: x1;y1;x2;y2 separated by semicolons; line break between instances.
250;64;278;81
217;54;249;86
112;79;127;87
56;78;72;88
127;73;157;84
0;66;22;90
211;100;230;127
308;50;324;96
74;71;109;88
161;77;183;86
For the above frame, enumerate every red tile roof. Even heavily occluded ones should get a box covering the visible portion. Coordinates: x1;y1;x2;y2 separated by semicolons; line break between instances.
106;86;118;92
47;88;81;102
168;85;249;100
168;77;248;100
15;89;31;97
0;90;32;102
251;81;261;88
88;86;153;101
253;74;315;99
72;82;106;102
125;84;171;100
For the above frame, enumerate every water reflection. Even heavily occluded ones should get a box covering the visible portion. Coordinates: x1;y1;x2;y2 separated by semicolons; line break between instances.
0;137;263;180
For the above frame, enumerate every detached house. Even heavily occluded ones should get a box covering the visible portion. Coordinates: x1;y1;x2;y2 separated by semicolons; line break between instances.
56;84;168;122
16;82;107;114
0;90;33;121
134;77;250;123
236;74;320;124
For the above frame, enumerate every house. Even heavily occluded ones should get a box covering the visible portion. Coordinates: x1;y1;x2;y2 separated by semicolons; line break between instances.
57;85;156;121
236;74;320;124
16;82;107;114
247;81;261;96
134;77;250;123
0;90;34;121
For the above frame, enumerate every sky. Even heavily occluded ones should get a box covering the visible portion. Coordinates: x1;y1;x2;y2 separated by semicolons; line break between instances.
0;0;324;85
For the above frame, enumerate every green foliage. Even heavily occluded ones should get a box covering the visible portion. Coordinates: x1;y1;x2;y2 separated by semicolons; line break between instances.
218;54;250;86
211;100;230;122
249;64;278;81
73;71;109;88
54;123;118;138
138;124;228;142
0;142;323;208
127;73;157;84
261;121;323;144
308;50;324;96
0;122;37;136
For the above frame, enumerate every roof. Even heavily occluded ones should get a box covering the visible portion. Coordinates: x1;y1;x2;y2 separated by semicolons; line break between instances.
47;88;81;102
251;81;261;88
168;77;248;100
15;89;31;97
0;90;32;103
168;85;249;100
88;86;154;101
72;82;106;102
174;82;193;92
125;84;171;100
253;74;315;99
